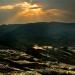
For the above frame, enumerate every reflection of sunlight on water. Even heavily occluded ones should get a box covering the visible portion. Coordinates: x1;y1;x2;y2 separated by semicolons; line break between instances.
0;71;41;75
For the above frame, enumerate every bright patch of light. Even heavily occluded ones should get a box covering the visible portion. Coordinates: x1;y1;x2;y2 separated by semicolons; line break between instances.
0;5;15;10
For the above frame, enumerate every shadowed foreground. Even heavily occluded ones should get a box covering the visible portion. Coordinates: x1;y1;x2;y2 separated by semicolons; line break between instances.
0;46;75;75
0;22;75;75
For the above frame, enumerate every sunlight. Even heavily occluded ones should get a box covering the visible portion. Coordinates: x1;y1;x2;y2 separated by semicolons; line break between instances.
2;1;68;24
4;2;44;24
16;2;43;15
0;5;14;10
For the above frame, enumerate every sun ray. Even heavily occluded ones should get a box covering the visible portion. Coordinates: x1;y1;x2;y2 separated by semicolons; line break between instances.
2;1;69;24
4;1;44;24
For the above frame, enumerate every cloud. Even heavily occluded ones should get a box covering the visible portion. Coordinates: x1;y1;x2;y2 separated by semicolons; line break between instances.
0;5;15;10
0;1;75;24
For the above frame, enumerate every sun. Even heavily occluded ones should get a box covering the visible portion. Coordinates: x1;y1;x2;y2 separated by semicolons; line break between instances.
4;1;45;24
0;1;44;16
15;2;44;16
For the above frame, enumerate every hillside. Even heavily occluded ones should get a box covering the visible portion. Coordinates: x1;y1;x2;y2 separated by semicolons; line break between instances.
0;22;75;49
0;22;75;74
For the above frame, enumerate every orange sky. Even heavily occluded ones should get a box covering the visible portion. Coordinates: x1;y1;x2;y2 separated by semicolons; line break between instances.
0;1;74;24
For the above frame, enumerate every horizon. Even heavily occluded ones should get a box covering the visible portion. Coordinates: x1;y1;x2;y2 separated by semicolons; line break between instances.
0;21;75;25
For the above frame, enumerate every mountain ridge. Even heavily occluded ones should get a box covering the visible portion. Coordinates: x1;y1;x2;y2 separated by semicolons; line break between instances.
0;22;75;49
1;22;75;26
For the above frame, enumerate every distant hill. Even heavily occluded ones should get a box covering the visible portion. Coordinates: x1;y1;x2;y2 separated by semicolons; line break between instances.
0;22;75;49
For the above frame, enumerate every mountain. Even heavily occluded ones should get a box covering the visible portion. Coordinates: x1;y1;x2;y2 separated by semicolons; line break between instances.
0;22;75;49
0;22;75;71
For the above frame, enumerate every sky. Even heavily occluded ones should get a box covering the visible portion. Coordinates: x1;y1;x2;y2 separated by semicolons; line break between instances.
0;0;75;24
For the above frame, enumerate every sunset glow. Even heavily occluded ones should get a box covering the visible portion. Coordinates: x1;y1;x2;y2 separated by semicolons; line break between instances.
0;1;71;24
0;5;14;10
15;2;43;16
